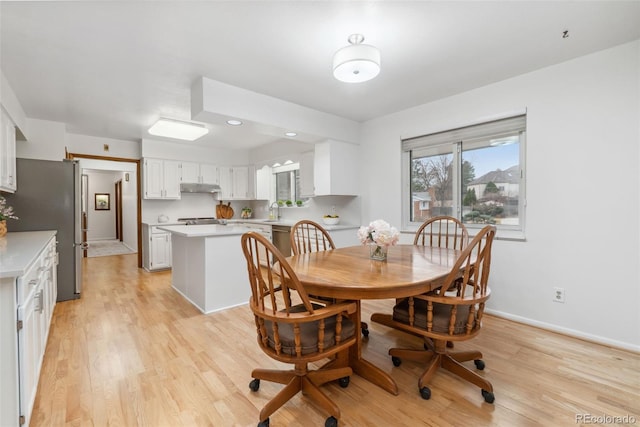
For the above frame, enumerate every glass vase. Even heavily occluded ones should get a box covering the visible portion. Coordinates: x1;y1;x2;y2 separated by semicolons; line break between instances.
369;244;388;261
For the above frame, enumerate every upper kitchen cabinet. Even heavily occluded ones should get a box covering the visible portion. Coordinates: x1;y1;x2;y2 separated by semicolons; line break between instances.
143;158;181;199
0;107;17;192
181;161;219;185
312;140;359;196
218;165;255;200
299;151;314;198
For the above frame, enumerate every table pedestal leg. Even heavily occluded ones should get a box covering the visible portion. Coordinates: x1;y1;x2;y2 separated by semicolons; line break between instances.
324;301;399;395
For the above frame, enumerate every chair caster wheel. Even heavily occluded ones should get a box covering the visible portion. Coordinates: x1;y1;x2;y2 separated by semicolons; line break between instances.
481;389;495;403
325;415;338;427
474;359;485;370
392;356;401;367
249;378;260;392
258;417;269;427
338;376;350;388
420;386;431;400
362;327;369;338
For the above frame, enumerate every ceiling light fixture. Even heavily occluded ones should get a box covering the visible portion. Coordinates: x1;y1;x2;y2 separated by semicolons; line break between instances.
333;34;380;83
226;119;243;126
284;131;297;137
148;118;209;141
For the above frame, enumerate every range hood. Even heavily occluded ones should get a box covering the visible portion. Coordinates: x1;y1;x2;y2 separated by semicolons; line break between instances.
180;182;222;194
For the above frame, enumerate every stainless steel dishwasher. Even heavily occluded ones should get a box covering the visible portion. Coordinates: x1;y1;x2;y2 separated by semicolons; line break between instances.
271;225;292;256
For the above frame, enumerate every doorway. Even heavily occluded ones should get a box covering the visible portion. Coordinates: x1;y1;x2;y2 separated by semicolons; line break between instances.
67;152;142;268
115;179;123;241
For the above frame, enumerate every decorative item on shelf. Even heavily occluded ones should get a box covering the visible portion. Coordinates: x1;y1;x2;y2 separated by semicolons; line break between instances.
296;200;304;207
241;207;252;219
357;219;400;261
322;215;340;225
0;196;18;237
285;200;293;207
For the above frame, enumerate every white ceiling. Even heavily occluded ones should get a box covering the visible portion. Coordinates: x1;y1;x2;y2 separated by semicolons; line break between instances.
1;1;639;149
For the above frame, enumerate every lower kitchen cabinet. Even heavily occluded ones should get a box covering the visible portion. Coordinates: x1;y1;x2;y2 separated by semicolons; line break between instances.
142;224;172;271
0;231;57;427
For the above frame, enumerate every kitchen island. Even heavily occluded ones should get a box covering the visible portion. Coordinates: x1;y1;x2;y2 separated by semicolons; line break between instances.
156;224;260;314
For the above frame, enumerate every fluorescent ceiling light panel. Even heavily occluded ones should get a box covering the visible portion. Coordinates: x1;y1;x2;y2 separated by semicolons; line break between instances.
148;118;209;141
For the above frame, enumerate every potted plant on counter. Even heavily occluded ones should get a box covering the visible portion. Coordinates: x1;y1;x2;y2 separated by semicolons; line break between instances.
296;200;304;207
285;200;293;207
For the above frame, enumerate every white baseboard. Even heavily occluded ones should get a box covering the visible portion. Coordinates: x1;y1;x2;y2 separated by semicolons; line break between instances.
485;309;640;354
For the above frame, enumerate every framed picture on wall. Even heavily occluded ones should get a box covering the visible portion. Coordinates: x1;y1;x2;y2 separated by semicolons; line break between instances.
95;193;110;210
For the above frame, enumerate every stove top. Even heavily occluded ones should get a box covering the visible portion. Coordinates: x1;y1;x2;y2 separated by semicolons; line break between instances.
178;217;221;225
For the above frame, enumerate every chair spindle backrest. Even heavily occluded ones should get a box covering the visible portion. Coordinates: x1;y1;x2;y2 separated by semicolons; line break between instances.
414;216;469;250
290;220;336;255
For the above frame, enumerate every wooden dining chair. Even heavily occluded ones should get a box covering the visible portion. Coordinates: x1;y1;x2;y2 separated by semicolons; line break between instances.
290;220;370;337
241;231;358;427
371;225;497;403
374;216;470;348
413;215;469;250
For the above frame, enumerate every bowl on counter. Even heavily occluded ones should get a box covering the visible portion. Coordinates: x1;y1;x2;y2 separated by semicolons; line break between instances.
322;217;340;225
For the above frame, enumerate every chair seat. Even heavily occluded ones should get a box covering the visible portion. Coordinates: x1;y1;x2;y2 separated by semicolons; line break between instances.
265;304;356;355
392;297;476;335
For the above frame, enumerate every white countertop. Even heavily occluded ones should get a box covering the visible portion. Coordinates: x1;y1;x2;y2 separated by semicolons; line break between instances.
0;230;57;278
228;219;359;231
156;224;263;237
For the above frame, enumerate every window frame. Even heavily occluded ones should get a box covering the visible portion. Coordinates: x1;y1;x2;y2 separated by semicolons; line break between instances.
401;115;527;240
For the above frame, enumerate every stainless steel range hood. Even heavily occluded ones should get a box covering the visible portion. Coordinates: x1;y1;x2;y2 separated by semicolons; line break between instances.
180;183;222;194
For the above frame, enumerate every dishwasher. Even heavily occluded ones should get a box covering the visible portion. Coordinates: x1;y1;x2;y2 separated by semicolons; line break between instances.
271;225;292;256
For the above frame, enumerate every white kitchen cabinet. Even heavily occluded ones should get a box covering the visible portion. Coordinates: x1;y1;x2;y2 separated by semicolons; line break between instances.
0;106;17;193
0;231;57;427
218;166;254;199
143;158;181;199
313;140;359;196
181;162;219;185
142;224;172;271
299;151;315;198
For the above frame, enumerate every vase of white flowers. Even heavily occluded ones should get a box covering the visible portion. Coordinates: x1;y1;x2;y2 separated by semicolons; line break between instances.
0;195;18;237
357;219;400;261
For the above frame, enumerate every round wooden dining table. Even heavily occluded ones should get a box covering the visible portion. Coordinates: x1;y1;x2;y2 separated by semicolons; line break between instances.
287;244;462;395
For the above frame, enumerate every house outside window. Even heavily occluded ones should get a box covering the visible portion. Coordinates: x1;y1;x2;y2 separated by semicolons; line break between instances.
402;115;526;236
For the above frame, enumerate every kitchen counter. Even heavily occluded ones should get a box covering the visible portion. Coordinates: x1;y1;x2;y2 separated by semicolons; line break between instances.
0;230;57;278
156;224;264;237
227;218;360;231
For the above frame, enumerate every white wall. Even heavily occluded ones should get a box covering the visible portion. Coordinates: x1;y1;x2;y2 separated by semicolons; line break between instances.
85;170;119;241
360;41;640;351
67;133;140;159
16;118;66;161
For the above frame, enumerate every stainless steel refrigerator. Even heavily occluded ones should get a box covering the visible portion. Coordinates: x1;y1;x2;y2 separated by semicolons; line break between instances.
5;158;83;301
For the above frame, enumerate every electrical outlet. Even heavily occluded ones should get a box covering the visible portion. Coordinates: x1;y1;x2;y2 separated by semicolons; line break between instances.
553;287;565;303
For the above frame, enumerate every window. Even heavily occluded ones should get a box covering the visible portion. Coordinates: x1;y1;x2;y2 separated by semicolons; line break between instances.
402;115;526;235
273;163;302;203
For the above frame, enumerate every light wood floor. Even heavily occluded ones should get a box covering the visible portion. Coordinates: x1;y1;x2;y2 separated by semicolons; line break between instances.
31;254;639;426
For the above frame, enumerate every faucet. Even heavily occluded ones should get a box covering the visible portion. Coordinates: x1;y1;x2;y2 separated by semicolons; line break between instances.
269;202;280;220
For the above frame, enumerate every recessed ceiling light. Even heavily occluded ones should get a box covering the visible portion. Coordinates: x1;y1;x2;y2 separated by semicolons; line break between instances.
148;118;209;141
284;132;297;137
226;119;243;126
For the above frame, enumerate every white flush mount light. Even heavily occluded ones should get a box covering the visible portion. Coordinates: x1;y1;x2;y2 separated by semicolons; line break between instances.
226;119;243;126
148;118;209;141
284;131;297;137
333;34;380;83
